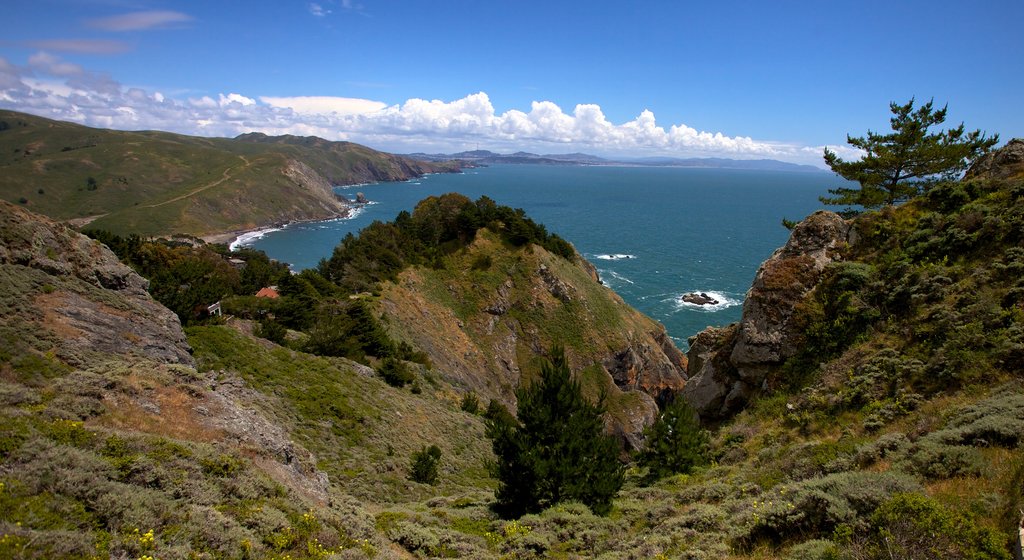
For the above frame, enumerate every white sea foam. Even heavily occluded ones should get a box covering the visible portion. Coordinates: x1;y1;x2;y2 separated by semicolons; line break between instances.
669;290;743;313
594;253;636;261
600;270;635;286
229;227;281;251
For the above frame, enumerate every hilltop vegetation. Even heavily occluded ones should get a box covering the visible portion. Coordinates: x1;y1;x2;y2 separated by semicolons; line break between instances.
0;110;459;237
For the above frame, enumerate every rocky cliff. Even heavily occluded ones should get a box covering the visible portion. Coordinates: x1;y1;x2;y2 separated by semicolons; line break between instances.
377;229;688;448
683;210;854;420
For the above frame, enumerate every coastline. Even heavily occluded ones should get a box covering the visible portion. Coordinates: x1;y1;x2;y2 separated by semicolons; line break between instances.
200;209;352;249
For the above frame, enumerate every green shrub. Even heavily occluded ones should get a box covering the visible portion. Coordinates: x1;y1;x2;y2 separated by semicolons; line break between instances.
378;357;414;387
735;471;920;547
409;445;442;485
460;392;480;414
786;539;840;560
255;317;287;345
847;493;1010;560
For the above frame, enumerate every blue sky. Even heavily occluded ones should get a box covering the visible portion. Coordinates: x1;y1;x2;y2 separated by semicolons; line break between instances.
1;0;1020;166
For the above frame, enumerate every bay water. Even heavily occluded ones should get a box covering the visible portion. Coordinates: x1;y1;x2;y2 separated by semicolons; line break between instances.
242;164;835;349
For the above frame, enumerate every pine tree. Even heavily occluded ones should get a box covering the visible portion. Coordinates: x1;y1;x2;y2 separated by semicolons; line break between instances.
409;445;441;484
485;347;624;518
821;98;998;210
637;396;708;482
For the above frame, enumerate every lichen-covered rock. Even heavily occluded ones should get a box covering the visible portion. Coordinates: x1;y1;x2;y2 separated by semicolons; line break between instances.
682;324;746;420
730;211;851;382
684;211;852;421
0;200;194;367
965;138;1024;181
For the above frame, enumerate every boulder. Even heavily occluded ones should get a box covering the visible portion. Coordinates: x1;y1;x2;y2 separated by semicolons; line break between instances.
965;138;1024;182
730;211;851;381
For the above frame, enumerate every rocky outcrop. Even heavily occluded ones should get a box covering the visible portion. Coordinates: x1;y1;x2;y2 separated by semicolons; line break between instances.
682;325;740;418
0;200;194;367
603;329;688;403
965;138;1024;181
684;211;853;420
378;230;688;446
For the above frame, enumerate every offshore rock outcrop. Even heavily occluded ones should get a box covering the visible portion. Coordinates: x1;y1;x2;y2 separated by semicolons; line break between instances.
684;210;853;421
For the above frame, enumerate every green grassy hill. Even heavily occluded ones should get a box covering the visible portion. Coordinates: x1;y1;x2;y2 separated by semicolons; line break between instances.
0;110;458;237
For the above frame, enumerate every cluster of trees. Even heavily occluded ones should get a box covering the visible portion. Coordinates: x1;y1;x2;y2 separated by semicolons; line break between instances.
83;230;291;324
485;347;708;518
318;193;575;294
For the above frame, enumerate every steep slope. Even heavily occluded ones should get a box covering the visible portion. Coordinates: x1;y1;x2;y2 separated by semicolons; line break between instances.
376;228;688;448
0;110;458;237
0;201;493;559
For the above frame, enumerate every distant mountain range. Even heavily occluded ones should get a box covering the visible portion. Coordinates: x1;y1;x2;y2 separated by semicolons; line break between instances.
405;149;826;173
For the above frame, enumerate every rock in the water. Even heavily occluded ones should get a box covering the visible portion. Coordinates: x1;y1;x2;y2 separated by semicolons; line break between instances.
355;192;369;204
682;292;719;305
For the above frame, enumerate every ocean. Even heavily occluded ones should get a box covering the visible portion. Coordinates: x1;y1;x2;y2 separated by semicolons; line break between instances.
241;164;836;349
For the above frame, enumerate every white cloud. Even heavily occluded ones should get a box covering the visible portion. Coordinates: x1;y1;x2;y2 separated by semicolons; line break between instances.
260;95;386;115
23;39;132;54
0;53;831;165
218;93;256;107
28;52;83;77
86;10;193;32
308;3;331;17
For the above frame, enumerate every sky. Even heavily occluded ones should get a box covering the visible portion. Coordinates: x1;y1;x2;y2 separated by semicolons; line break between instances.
1;0;1021;167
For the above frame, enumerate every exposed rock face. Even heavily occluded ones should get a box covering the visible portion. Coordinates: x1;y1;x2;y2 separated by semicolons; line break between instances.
965;138;1024;181
684;210;853;420
0;200;194;367
378;230;688;446
1;201;333;501
604;330;688;403
682;325;740;418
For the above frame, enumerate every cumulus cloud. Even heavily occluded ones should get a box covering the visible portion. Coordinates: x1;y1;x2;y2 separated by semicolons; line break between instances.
0;53;830;165
86;10;193;32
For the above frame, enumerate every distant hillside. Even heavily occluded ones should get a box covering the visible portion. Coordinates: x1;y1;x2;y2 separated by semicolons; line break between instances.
406;149;824;171
0;110;459;238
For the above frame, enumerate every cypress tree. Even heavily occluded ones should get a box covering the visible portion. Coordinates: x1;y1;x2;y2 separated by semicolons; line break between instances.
486;347;624;518
637;396;709;482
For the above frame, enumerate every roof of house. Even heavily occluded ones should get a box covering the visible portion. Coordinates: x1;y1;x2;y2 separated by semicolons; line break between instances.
255;287;280;299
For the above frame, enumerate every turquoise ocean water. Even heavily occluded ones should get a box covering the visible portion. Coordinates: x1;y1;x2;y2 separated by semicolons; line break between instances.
242;165;835;348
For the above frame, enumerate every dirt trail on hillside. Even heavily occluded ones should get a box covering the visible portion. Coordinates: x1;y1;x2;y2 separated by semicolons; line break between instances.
141;155;253;208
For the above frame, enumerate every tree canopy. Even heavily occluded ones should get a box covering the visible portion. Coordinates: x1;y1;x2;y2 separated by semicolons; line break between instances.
821;98;998;210
485;348;624;518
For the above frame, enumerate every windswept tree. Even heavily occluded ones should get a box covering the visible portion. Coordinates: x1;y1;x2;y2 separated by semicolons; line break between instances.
821;98;998;210
485;347;624;518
